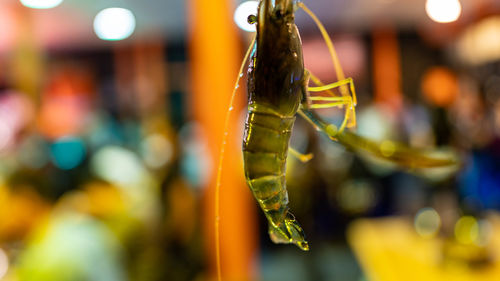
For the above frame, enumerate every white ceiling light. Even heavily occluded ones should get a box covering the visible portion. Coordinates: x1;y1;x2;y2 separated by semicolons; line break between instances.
425;0;462;23
456;16;500;65
93;8;136;41
20;0;63;9
234;1;258;32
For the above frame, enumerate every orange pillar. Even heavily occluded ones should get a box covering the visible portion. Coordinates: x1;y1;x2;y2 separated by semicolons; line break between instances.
187;1;257;281
373;28;402;114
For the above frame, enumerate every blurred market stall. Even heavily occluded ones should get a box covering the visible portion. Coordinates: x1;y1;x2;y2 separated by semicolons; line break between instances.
0;0;499;281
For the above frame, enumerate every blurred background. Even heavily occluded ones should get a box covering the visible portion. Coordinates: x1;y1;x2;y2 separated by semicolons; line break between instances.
0;0;500;280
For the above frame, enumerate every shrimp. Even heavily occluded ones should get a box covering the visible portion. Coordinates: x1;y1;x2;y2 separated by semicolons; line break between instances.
243;0;309;251
239;0;459;252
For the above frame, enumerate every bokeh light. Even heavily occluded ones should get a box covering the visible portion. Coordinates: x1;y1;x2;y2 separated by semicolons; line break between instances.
0;121;13;151
50;137;86;170
0;248;8;279
456;16;500;65
20;0;63;9
140;134;173;169
93;8;136;41
356;106;395;141
16;214;125;281
414;207;441;238
475;220;493;247
179;123;212;188
234;1;258;32
454;216;479;244
19;135;50;169
337;180;376;214
379;140;396;158
91;146;145;186
425;0;461;23
421;67;458;107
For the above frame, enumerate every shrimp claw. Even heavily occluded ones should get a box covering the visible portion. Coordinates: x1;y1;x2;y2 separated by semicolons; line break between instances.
298;107;460;169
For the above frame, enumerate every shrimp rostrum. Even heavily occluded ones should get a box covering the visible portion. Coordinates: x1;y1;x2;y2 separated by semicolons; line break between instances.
242;0;458;251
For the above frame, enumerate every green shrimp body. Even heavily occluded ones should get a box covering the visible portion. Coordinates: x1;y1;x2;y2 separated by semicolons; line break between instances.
243;0;309;251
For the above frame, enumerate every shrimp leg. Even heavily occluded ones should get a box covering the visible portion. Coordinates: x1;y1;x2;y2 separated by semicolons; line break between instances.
289;147;314;163
304;70;357;133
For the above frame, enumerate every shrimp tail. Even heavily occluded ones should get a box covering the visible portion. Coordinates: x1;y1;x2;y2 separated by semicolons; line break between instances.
246;172;309;251
269;212;309;250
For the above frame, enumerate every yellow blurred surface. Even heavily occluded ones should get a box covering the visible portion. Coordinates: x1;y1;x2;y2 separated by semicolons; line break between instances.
0;185;49;241
348;215;500;281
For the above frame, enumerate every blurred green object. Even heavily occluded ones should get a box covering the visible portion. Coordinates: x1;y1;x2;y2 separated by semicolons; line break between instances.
16;212;126;281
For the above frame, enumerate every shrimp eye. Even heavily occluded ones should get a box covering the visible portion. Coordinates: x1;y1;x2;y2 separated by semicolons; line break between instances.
247;14;257;24
274;9;283;19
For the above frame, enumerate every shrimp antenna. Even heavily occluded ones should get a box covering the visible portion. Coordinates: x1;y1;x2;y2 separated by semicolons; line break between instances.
215;34;256;281
297;2;346;85
298;2;357;129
